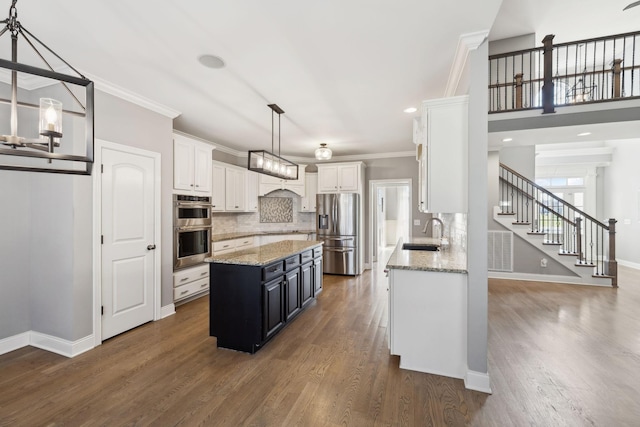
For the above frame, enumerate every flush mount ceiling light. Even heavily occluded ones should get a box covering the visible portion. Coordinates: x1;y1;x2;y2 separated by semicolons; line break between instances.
247;104;299;180
314;143;332;160
577;132;592;136
502;137;513;142
198;54;225;69
0;0;94;175
403;107;417;113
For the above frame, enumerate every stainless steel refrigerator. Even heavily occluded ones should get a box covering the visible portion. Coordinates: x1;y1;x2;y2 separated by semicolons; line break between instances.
316;193;359;275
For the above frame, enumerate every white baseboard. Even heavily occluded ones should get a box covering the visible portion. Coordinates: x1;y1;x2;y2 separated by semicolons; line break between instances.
488;271;610;287
618;259;640;271
161;303;176;319
465;370;492;394
0;332;30;356
30;332;95;358
0;331;94;358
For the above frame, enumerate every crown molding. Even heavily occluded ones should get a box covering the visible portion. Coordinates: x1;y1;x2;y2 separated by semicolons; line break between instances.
82;71;181;119
173;130;414;162
445;30;489;97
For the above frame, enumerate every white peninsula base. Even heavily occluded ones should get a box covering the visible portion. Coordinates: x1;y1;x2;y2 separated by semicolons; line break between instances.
388;268;467;379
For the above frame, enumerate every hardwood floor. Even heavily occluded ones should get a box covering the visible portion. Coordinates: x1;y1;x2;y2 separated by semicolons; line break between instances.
1;265;639;426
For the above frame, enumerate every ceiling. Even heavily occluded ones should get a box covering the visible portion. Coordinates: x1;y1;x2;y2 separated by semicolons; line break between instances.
1;0;638;159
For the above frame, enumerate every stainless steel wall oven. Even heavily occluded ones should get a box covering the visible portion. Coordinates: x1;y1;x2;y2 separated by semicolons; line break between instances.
174;195;212;270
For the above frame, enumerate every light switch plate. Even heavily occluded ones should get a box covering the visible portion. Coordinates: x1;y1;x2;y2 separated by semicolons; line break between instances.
414;219;421;226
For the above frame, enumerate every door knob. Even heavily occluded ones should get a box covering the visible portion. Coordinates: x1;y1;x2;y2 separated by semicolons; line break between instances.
147;244;156;250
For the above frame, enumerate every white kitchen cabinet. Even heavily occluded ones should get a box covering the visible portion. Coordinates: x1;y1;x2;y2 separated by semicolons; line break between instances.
211;161;255;213
417;95;468;213
212;236;255;255
173;134;212;195
211;164;226;211
246;171;259;212
300;173;318;212
388;267;467;379
258;165;307;197
317;162;364;193
173;264;209;303
225;168;246;211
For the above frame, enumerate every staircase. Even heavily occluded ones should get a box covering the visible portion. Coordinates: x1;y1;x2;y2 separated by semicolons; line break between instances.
494;163;617;287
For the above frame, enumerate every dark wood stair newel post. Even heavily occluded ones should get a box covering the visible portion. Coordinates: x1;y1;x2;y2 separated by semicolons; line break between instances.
575;217;583;263
515;73;524;109
608;218;618;287
541;34;555;114
612;59;623;99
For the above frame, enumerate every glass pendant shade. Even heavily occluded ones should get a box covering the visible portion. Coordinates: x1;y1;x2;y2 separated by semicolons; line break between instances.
39;98;63;136
315;143;332;160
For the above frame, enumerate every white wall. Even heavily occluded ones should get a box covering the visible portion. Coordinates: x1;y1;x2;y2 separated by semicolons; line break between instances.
0;172;31;338
603;139;640;266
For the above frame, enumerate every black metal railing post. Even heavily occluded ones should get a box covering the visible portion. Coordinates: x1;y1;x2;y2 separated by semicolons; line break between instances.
542;34;556;114
608;218;618;287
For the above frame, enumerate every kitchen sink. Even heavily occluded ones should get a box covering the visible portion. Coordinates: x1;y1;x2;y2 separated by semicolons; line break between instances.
401;243;439;251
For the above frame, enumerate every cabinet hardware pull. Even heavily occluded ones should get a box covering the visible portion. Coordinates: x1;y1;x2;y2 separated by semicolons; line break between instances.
200;272;207;276
180;290;188;295
200;283;207;288
180;277;189;282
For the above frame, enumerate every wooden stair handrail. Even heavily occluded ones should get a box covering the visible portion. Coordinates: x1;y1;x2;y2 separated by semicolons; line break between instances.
500;163;608;229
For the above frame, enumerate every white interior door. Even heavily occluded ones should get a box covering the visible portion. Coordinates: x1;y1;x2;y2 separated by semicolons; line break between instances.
101;146;156;340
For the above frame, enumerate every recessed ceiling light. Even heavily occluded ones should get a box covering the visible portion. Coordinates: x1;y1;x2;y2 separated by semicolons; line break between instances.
403;107;417;113
502;137;513;142
577;132;592;136
198;54;225;69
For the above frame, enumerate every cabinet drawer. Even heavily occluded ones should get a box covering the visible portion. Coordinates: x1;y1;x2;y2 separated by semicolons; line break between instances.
263;261;284;282
313;247;323;258
174;277;209;300
213;239;236;253
173;264;209;288
236;236;254;248
285;254;300;271
300;250;313;264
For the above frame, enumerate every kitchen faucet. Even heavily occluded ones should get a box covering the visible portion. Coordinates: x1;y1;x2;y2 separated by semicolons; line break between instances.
422;217;444;239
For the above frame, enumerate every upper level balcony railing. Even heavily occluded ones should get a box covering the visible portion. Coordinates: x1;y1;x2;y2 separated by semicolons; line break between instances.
489;31;640;114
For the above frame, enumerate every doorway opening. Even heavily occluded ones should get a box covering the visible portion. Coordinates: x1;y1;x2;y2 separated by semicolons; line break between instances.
369;179;412;266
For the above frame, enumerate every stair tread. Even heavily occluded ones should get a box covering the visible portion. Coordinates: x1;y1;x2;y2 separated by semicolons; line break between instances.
512;222;531;225
527;232;545;235
575;262;597;268
558;252;579;256
542;242;563;246
497;212;515;216
592;274;615;279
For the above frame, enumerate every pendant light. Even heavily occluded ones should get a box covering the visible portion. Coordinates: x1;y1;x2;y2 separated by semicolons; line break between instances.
0;0;94;175
247;104;299;180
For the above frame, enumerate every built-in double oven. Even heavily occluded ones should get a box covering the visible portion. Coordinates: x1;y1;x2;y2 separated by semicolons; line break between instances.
173;194;212;270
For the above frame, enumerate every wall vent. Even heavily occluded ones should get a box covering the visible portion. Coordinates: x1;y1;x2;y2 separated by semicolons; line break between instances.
488;230;513;272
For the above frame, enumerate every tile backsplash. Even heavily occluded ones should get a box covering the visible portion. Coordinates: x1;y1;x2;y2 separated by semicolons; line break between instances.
212;190;315;234
260;197;293;223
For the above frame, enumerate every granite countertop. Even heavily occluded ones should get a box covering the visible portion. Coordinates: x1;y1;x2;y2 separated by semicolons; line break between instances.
385;237;467;274
212;230;315;243
206;240;323;266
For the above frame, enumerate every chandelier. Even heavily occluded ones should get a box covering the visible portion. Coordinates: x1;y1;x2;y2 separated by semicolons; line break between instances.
247;104;298;180
0;0;94;175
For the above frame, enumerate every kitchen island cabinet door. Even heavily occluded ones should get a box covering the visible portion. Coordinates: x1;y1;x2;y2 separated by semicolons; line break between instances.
263;277;285;340
300;261;313;308
285;269;302;321
313;257;323;295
